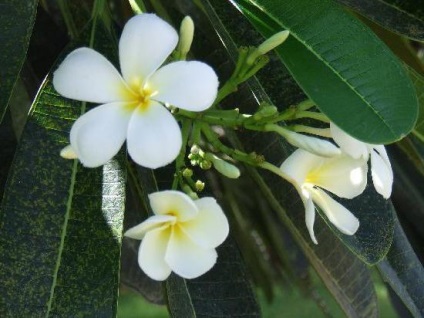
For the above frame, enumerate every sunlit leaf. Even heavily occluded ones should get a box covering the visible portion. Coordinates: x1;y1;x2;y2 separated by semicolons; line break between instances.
0;22;126;316
229;0;418;144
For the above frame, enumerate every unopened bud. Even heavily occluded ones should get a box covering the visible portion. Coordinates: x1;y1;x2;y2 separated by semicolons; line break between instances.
195;180;205;192
199;160;212;170
284;130;341;157
177;16;194;59
190;145;200;155
257;30;290;55
182;168;193;178
210;155;240;179
247;30;289;65
60;145;78;159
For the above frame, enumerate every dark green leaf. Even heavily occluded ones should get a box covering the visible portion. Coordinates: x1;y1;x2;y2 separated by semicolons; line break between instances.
409;67;424;143
230;0;418;144
0;22;125;317
166;237;260;318
0;0;38;123
337;0;424;41
377;213;424;318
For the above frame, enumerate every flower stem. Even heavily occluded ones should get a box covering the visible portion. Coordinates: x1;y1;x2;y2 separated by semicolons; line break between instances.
296;99;315;111
291;125;332;138
295;111;330;123
172;119;192;190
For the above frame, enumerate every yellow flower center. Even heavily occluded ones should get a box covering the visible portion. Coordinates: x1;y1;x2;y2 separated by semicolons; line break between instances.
121;78;158;112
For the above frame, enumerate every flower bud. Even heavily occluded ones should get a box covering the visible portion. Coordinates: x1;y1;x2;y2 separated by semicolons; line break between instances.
199;160;212;170
257;30;290;55
190;144;200;155
177;16;194;59
210;155;240;179
195;180;205;192
182;168;193;178
284;130;341;157
247;30;289;65
60;145;78;159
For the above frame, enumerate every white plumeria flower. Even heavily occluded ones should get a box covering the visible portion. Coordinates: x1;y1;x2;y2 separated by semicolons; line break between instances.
330;123;393;199
53;14;218;169
280;149;368;244
124;190;229;281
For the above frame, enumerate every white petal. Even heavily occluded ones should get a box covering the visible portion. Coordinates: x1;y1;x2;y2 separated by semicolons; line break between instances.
312;154;368;199
70;102;132;167
149;191;198;221
119;14;178;85
127;102;182;169
165;226;217;279
124;215;176;239
330;122;369;160
311;188;360;235
138;226;172;281
371;147;393;199
284;131;341;157
181;197;229;249
149;61;219;111
300;189;318;244
53;48;130;103
280;149;325;186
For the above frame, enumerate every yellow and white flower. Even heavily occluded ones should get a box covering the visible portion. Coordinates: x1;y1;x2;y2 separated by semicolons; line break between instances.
330;123;393;199
53;14;218;169
124;191;229;281
280;149;367;244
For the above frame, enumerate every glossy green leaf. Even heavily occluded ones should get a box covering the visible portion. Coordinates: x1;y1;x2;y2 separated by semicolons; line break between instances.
378;214;424;318
230;0;418;144
409;68;424;143
337;0;424;41
204;1;384;316
0;0;38;123
0;22;126;316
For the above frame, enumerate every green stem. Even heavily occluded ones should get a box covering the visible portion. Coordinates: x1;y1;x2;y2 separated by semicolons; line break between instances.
172;119;192;190
291;125;332;138
295;111;330;123
177;109;250;127
200;123;262;165
297;99;315;111
57;0;78;38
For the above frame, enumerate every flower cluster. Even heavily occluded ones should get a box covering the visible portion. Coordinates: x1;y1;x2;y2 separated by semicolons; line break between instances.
53;14;227;281
53;9;395;281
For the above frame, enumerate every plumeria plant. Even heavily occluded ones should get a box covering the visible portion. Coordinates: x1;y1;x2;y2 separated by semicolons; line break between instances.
1;0;424;317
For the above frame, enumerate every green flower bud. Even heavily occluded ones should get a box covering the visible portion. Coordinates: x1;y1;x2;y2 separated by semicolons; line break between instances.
210;155;240;179
195;180;205;192
177;16;194;59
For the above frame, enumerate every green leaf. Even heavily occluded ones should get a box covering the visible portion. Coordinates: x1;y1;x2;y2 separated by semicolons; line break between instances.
166;238;261;318
377;214;424;318
0;22;126;316
337;0;424;41
409;67;424;143
230;0;418;144
0;0;38;123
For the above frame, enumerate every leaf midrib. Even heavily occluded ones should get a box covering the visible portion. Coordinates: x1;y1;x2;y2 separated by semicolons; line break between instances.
45;156;78;317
